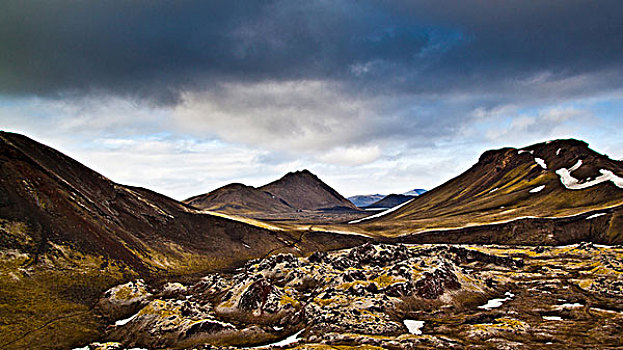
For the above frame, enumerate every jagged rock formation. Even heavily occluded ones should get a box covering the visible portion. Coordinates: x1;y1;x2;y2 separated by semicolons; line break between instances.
85;242;623;349
93;243;515;348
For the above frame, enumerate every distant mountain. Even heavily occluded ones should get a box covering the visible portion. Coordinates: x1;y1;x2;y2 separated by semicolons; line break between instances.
347;194;385;208
404;188;427;196
186;169;359;213
259;170;358;211
366;194;415;209
355;139;623;244
184;183;294;214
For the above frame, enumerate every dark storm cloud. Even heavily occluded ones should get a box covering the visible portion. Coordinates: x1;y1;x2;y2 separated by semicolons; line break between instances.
1;0;622;103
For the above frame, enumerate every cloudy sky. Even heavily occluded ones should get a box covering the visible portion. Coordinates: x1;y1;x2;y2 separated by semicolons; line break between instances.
1;0;622;200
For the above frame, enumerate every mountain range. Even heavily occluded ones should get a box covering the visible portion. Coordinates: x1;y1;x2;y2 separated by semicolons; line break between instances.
348;189;427;209
2;132;623;349
185;170;358;214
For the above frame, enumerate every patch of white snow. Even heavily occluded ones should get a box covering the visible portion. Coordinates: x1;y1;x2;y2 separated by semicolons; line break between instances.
556;164;623;190
489;187;499;193
404;320;425;335
249;329;303;348
542;316;563;321
586;213;607;220
535;158;547;169
115;312;139;326
558;303;583;308
556;148;562;156
530;185;546;193
349;199;415;224
478;291;514;310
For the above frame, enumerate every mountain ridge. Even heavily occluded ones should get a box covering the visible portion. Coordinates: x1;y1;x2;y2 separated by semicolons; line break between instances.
184;169;359;214
354;138;623;242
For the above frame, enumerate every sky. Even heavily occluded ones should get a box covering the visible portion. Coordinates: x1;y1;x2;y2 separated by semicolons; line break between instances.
1;0;623;200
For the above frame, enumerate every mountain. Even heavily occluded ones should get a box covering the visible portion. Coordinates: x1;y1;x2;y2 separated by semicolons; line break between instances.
355;139;623;244
347;194;385;208
365;193;415;209
404;188;427;196
259;169;359;211
184;183;294;214
186;170;359;214
0;131;303;275
0;132;369;349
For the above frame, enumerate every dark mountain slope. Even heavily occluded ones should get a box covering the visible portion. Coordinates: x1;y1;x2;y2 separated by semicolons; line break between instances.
0;132;291;274
184;183;294;214
259;169;358;211
366;193;415;209
347;194;385;208
0;132;369;349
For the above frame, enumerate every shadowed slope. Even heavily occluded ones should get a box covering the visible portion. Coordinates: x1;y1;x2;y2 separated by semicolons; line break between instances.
259;169;358;211
184;183;294;214
366;194;415;209
0;132;370;350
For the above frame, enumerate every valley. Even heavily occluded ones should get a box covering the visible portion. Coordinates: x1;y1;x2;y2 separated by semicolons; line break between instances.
1;133;622;349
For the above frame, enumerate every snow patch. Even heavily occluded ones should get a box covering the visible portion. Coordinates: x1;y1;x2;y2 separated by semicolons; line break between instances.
556;148;562;156
534;158;547;169
478;291;514;310
115;312;139;326
404;320;425;335
530;185;546;193
245;329;304;348
586;213;607;220
569;159;583;172
556;165;623;190
543;316;563;321
558;303;583;308
489;187;499;193
518;149;534;155
243;242;251;249
349;199;415;224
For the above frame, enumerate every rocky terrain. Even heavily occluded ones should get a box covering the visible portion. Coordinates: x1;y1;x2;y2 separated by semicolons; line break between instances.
3;134;623;349
77;242;623;349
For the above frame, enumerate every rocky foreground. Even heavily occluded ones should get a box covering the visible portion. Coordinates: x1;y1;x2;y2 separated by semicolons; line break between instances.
81;242;623;349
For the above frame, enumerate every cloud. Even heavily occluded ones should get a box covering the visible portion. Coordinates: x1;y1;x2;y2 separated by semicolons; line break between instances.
2;1;623;199
482;106;595;145
171;80;373;152
316;145;381;166
170;80;467;153
1;0;622;104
